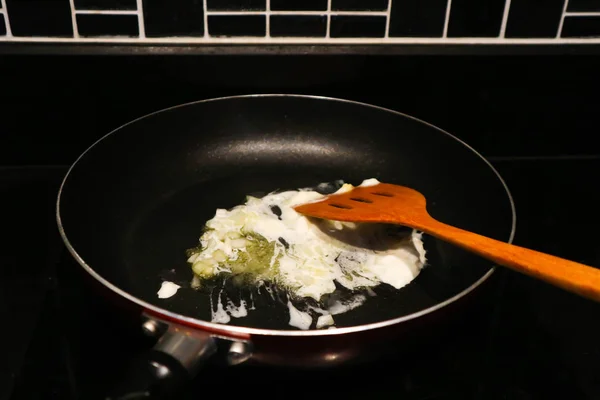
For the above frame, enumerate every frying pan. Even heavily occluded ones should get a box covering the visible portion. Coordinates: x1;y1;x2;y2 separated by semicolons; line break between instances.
56;95;515;399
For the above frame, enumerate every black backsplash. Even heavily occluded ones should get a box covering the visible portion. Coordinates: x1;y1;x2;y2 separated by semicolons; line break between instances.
2;0;600;39
270;15;326;37
73;0;136;11
143;1;205;38
388;0;447;37
76;14;139;37
208;15;266;36
1;55;600;166
447;0;506;38
504;0;564;38
271;0;327;11
331;0;389;11
330;15;387;38
563;16;600;38
206;0;266;11
569;0;600;12
5;0;73;37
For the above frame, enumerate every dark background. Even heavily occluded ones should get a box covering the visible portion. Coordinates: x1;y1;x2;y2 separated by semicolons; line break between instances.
2;54;600;166
1;52;600;399
2;2;600;400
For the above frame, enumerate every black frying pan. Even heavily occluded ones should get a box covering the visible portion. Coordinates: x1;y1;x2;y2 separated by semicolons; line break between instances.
57;95;515;399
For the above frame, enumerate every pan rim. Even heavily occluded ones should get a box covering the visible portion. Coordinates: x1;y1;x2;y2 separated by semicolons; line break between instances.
56;93;516;338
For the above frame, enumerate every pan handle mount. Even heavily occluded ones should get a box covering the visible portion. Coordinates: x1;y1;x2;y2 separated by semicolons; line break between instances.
153;324;218;374
106;316;252;399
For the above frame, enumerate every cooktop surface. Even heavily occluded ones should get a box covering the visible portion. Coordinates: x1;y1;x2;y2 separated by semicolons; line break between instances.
2;157;600;400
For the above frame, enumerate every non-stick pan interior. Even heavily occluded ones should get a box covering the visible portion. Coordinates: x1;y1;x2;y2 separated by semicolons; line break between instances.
58;95;514;331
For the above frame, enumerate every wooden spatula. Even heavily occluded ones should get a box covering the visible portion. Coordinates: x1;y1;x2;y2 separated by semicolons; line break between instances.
294;182;600;302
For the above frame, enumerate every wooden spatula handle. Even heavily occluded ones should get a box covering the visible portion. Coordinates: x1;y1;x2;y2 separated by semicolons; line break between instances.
423;219;600;302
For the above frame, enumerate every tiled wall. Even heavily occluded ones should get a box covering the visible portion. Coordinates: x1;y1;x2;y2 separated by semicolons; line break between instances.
1;0;600;43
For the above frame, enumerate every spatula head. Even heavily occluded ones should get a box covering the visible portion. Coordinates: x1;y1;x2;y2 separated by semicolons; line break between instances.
294;183;428;226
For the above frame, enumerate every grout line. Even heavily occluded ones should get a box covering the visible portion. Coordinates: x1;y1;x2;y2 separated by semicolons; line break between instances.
75;10;139;15
557;0;570;38
499;0;511;38
442;0;452;38
326;0;332;39
384;0;392;38
136;0;145;38
68;0;79;38
265;0;270;38
4;36;600;44
564;11;600;17
203;0;209;38
205;10;282;16
0;0;12;37
205;10;388;16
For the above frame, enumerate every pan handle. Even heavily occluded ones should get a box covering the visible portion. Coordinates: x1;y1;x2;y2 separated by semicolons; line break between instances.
105;323;217;400
105;349;194;400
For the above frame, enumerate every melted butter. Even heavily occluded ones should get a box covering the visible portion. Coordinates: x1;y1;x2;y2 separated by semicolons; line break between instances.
157;281;181;299
316;314;335;328
287;301;313;330
328;294;367;315
210;289;231;324
188;178;428;329
209;288;249;324
358;178;380;187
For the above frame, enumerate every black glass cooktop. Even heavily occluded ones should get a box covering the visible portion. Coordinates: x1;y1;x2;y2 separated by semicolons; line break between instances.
3;157;600;400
